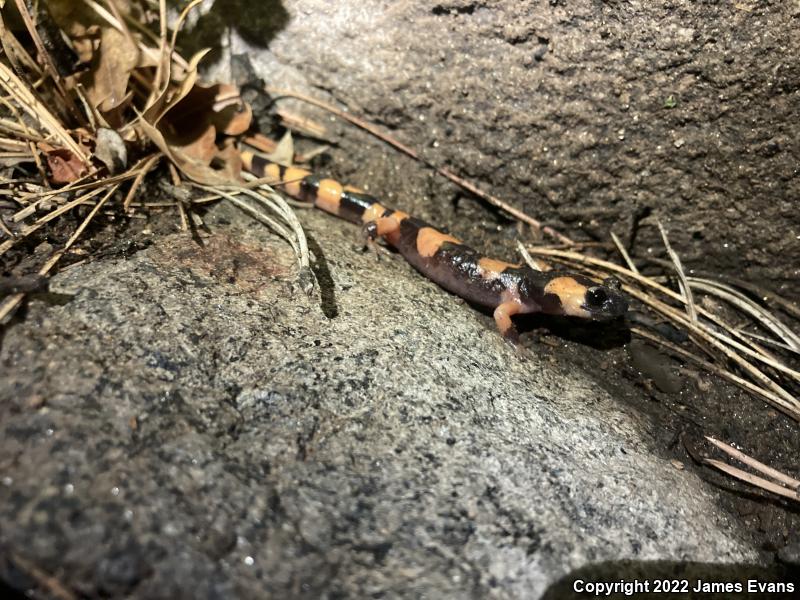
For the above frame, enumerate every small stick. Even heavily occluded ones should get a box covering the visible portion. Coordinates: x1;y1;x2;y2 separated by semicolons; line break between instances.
704;459;799;501
738;330;800;355
0;187;107;257
9;553;77;600
0;184;119;323
630;327;794;415
658;220;696;323
515;240;548;272
610;231;639;274
645;256;800;320
11;0;83;124
688;276;800;353
705;436;799;490
176;197;188;231
167;161;182;187
0;214;13;237
190;183;301;259
123;154;161;212
0;62;90;163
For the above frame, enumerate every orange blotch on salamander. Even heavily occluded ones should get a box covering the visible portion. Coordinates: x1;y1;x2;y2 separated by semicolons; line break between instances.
284;166;311;197
543;276;592;318
361;203;388;224
265;163;281;181
315;178;344;215
416;227;461;258
477;257;520;280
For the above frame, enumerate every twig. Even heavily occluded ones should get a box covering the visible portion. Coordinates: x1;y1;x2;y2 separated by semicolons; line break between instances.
9;553;77;600
738;330;800;356
610;231;639;274
0;214;13;237
191;183;308;268
631;327;795;418
515;240;548;272
123;154;161;212
267;87;575;245
645;256;800;321
12;0;83;124
658;221;696;323
82;0;189;72
688;276;800;352
704;459;799;501
0;184;119;323
706;436;799;490
0;62;90;163
176;197;188;231
0;187;107;258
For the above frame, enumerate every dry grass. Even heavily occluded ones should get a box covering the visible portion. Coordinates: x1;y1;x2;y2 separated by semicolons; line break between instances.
0;0;310;326
522;239;798;502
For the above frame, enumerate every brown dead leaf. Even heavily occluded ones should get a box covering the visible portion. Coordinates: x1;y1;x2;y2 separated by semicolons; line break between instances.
82;26;139;114
144;49;210;125
47;0;146;118
41;145;89;184
166;122;218;165
45;0;103;63
136;75;251;186
136;112;241;185
164;82;252;140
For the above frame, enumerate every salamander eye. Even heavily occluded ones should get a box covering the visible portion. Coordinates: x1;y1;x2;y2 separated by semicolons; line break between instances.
585;286;608;308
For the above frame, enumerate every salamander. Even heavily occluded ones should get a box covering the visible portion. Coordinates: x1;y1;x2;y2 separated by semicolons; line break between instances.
241;150;628;340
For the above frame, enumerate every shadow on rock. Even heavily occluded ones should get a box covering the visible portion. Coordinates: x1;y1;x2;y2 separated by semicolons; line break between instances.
517;312;631;350
175;0;290;64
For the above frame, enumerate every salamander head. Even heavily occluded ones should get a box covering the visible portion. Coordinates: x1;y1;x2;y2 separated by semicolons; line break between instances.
534;274;628;320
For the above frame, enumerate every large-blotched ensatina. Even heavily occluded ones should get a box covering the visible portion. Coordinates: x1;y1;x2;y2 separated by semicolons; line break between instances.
241;151;628;340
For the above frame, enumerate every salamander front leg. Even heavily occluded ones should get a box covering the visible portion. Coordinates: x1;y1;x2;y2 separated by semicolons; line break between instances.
360;216;401;258
493;301;524;344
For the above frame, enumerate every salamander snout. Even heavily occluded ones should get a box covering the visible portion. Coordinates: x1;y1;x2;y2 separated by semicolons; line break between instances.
583;277;628;320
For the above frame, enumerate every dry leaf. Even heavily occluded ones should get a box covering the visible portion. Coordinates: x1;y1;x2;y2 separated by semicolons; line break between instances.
137;74;251;186
42;146;89;184
82;26;139;113
164;82;252;139
144;49;211;126
136;112;241;185
46;1;102;63
263;131;294;165
94;127;128;174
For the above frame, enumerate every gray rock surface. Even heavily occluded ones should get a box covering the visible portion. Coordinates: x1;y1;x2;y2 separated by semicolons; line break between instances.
1;203;756;598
